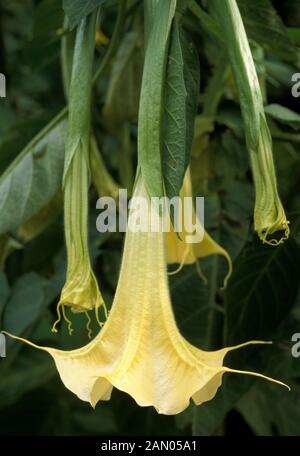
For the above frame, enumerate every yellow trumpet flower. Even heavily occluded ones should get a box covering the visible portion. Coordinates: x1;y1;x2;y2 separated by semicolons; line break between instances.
4;175;288;415
166;169;232;287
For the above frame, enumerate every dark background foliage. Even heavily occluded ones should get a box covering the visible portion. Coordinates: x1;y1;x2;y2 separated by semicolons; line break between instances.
0;0;300;436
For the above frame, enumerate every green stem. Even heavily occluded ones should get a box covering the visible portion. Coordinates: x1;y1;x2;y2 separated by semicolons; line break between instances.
144;0;159;46
203;57;229;117
64;10;98;253
188;0;221;40
272;132;300;144
92;0;127;84
0;107;68;184
61;16;75;100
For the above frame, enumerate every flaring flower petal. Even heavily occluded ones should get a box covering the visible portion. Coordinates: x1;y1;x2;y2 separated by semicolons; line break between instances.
4;175;289;415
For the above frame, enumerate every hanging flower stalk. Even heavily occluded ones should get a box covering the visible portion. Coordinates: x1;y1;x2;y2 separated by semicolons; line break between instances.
4;174;289;414
166;167;232;287
54;11;107;334
210;0;289;245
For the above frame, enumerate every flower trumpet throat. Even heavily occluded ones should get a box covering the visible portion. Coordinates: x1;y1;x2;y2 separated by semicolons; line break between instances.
6;175;289;415
166;169;232;287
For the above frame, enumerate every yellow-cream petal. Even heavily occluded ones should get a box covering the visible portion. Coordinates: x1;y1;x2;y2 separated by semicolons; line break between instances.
4;175;289;415
166;169;232;286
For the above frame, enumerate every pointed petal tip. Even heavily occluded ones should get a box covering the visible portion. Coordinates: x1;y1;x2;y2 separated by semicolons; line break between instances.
251;340;273;345
89;399;97;410
223;367;290;391
2;330;52;353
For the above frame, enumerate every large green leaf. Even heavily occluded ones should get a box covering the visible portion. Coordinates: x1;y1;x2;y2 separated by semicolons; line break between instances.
237;0;298;63
169;266;210;348
162;19;187;200
225;238;300;344
63;0;107;30
264;104;300;130
0;114;52;176
162;21;199;200
3;273;47;336
237;338;300;436
181;29;200;169
177;374;253;436
0;118;67;236
238;380;300;436
24;0;63;68
0;351;55;410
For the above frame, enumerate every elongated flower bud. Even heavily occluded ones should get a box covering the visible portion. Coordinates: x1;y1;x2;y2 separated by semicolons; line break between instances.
210;0;289;245
54;12;107;334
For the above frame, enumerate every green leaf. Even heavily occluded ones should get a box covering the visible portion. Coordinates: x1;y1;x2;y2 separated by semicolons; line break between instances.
0;235;22;270
237;345;300;436
265;104;300;130
103;31;143;130
162;22;200;200
0;114;53;176
182;376;253;436
188;0;221;40
18;192;63;243
0;351;55;410
3;273;47;336
24;0;64;68
33;0;63;46
0;118;67;236
63;0;107;30
170;266;210;348
72;407;118;435
138;0;177;198
225;238;300;344
162;19;187;200
237;0;298;63
181;29;200;169
0;273;10;325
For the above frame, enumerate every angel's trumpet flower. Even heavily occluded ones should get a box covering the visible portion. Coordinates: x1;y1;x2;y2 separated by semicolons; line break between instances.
166;169;232;287
5;174;289;415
